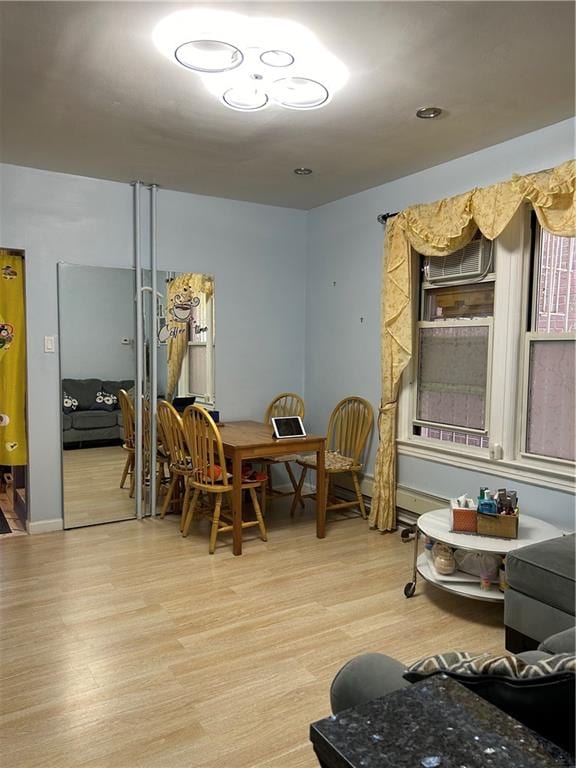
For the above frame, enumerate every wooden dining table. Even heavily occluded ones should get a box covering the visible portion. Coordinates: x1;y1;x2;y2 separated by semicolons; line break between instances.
219;421;326;556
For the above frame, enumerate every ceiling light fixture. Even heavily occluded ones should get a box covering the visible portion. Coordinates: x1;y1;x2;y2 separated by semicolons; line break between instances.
174;40;244;73
416;106;443;119
294;168;313;176
154;10;348;112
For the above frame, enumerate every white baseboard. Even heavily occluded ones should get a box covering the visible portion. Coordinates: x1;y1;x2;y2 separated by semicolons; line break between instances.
305;475;447;525
396;485;448;515
330;473;374;499
272;472;448;529
27;518;64;535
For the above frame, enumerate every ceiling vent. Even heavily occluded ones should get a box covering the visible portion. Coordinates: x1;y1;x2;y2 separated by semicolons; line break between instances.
423;234;493;284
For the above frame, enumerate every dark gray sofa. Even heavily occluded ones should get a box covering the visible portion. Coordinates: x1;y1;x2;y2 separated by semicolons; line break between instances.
62;378;133;446
504;532;575;651
329;627;575;756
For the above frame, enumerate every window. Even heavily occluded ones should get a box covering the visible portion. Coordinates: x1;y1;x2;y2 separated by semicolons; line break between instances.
413;234;494;449
415;324;491;447
398;210;575;488
522;229;575;462
177;292;215;405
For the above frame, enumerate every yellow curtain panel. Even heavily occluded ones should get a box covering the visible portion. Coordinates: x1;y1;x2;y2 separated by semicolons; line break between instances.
0;250;27;465
370;159;576;532
166;272;214;400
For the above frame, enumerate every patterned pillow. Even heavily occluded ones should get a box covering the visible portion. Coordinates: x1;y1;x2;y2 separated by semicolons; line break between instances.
404;650;575;682
403;651;576;755
90;389;118;412
63;391;79;414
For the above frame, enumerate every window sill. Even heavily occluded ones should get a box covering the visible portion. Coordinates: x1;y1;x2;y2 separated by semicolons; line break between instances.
397;439;575;493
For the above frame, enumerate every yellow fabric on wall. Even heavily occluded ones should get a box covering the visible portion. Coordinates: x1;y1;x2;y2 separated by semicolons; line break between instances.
0;251;27;465
370;159;576;532
166;272;214;400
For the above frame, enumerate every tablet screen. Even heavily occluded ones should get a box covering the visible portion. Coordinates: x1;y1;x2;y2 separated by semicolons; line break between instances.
271;416;306;439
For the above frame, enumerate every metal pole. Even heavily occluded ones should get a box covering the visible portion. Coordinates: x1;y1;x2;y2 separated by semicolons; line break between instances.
132;181;144;520
149;184;159;516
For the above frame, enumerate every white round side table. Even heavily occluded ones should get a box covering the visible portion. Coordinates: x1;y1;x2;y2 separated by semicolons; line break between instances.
404;508;561;602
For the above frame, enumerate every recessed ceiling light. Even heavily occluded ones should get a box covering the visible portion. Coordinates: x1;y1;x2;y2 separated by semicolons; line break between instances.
294;168;313;176
416;106;443;119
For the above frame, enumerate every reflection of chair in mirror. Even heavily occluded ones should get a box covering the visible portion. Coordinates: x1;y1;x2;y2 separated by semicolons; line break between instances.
181;405;267;554
118;389;135;497
143;400;170;503
260;392;306;508
290;396;373;520
157;400;194;527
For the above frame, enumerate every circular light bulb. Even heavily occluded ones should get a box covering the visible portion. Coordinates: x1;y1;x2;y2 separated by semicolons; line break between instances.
175;40;244;73
260;50;294;67
271;77;329;109
222;86;268;111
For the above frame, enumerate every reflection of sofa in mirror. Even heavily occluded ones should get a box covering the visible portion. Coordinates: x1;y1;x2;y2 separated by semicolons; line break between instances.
62;378;134;447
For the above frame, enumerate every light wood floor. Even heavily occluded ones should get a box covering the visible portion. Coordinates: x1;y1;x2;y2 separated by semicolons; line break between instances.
0;502;505;768
63;445;137;527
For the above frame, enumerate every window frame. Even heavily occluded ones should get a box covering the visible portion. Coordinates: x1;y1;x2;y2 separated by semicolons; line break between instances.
516;218;576;466
412;317;494;437
177;292;215;406
518;332;576;466
397;206;575;492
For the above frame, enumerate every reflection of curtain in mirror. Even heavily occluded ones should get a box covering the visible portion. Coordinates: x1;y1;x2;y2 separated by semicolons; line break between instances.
166;273;214;400
0;251;27;465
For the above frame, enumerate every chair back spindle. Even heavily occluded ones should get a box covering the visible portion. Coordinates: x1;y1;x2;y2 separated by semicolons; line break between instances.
264;392;305;423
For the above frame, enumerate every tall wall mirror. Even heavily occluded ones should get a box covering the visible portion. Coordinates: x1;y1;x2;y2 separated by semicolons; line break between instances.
58;263;215;528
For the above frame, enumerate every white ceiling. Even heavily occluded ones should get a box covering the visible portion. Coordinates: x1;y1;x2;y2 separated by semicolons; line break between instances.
1;2;574;209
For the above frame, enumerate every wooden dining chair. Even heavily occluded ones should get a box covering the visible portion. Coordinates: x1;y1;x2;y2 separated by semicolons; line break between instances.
118;389;136;497
142;399;170;503
290;396;373;520
157;400;196;527
180;404;267;554
261;392;306;507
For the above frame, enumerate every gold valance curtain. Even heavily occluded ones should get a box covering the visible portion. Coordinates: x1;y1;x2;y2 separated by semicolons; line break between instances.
166;272;214;400
369;159;576;532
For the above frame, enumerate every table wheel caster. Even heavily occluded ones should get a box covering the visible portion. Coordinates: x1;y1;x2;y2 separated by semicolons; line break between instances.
404;581;416;598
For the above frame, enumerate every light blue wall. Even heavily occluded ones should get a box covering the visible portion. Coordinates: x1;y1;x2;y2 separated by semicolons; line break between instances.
305;118;576;531
0;165;307;524
0;118;574;528
157;189;307;421
0;167;134;526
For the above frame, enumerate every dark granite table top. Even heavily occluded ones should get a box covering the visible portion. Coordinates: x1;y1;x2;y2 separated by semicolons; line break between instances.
310;676;574;768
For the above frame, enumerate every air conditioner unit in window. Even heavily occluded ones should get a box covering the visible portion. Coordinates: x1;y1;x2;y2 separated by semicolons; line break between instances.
424;235;493;283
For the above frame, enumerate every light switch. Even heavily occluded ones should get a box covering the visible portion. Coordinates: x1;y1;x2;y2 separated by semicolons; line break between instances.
44;335;56;353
